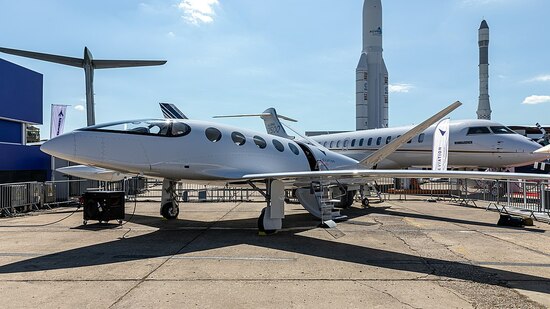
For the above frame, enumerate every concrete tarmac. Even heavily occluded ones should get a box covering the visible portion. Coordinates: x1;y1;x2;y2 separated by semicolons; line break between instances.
0;199;549;308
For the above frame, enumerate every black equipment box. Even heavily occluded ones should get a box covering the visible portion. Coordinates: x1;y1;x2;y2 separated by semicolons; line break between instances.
82;191;125;224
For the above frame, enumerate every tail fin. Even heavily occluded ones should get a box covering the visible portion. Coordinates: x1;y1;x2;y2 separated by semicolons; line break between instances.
159;103;188;119
213;108;297;139
260;108;293;138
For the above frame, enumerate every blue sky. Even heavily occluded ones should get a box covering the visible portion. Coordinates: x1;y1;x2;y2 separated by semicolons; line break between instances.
1;0;549;138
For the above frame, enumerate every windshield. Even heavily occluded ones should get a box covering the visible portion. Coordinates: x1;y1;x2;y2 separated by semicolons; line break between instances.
81;120;191;137
490;126;515;134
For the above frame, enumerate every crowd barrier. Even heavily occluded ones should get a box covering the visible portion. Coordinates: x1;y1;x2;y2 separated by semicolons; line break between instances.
1;177;549;218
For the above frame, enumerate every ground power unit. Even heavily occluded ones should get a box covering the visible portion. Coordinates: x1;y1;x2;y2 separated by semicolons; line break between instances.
82;191;125;225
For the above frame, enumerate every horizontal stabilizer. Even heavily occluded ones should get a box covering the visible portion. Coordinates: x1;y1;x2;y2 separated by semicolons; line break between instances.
0;47;83;67
93;59;166;69
359;101;462;168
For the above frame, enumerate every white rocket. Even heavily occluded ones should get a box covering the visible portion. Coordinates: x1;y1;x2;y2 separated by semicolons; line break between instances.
476;20;491;120
356;0;388;130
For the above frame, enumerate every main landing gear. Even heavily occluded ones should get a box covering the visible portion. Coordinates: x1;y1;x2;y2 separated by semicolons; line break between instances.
160;179;179;220
249;180;285;235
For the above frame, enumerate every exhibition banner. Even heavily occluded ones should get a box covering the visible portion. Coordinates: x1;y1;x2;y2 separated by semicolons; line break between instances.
432;118;450;171
50;104;67;138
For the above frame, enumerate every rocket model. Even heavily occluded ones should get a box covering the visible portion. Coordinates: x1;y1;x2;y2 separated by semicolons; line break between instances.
477;20;491;120
356;0;388;130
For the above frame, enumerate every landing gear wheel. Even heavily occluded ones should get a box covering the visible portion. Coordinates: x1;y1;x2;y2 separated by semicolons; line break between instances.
257;208;277;236
83;220;87;226
362;197;370;208
161;202;179;220
117;220;123;225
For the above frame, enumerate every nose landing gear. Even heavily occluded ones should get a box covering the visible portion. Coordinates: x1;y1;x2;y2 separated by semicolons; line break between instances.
160;179;180;220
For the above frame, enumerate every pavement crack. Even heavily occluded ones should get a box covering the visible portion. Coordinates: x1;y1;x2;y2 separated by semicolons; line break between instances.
357;281;421;309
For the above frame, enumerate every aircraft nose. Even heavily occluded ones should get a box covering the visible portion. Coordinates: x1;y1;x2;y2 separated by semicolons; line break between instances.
534;144;550;154
40;133;76;160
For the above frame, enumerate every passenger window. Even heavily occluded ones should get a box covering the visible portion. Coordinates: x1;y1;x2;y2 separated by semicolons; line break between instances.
205;127;222;142
359;138;364;147
368;138;372;146
467;127;491;135
351;139;356;147
171;122;191;137
288;143;300;155
343;140;349;148
376;137;381;145
386;136;391;144
273;139;284;152
253;135;267;149
418;133;425;143
231;132;246;146
330;141;334;148
323;141;327;147
336;141;341;148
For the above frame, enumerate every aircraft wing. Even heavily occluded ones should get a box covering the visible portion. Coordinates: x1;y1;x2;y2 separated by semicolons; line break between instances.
241;169;550;184
0;47;83;67
93;59;166;69
359;101;462;168
57;165;132;182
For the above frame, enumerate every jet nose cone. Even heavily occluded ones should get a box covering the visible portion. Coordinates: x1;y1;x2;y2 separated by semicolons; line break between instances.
534;144;550;154
41;133;75;160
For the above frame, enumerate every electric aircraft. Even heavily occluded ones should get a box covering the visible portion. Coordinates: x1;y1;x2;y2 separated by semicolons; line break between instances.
41;102;550;233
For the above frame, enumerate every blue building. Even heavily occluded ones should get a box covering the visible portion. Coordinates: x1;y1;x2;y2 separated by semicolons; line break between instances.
0;59;51;183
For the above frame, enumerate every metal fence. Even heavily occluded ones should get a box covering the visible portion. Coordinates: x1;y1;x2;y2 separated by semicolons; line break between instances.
1;177;549;218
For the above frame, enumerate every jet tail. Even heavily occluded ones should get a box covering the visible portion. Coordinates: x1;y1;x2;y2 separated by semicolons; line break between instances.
159;103;188;119
213;108;298;139
358;101;462;168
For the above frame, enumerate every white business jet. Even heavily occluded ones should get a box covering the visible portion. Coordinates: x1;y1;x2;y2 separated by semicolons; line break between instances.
41;102;550;234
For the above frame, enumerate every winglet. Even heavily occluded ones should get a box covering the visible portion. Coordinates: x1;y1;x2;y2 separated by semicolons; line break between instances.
358;101;462;168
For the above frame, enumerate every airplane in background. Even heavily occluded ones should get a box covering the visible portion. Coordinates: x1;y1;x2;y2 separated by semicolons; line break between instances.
41;101;550;234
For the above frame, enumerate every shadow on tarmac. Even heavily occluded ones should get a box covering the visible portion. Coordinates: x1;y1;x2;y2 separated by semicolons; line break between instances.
0;207;548;295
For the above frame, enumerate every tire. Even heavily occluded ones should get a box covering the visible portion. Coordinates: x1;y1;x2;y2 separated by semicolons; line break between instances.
257;208;276;235
362;197;370;207
161;202;179;220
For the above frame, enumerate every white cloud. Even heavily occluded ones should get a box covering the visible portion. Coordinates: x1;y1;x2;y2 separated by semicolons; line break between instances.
74;105;85;111
178;0;219;25
522;95;550;105
389;83;414;93
167;31;176;38
525;74;550;82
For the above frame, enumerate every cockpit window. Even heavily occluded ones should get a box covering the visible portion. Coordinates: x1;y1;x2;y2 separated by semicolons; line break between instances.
81;120;188;137
467;127;491;135
171;122;191;137
490;126;515;134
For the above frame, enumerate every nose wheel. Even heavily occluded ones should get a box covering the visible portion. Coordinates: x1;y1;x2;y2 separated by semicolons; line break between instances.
161;201;179;220
160;179;180;220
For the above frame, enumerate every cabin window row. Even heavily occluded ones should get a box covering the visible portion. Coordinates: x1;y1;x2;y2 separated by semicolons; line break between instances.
205;127;300;155
323;133;425;149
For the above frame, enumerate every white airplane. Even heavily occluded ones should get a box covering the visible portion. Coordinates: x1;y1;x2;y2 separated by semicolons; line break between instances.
242;109;550;170
40;102;550;234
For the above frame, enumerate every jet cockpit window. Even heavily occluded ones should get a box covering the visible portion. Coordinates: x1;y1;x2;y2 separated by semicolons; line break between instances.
206;127;222;142
253;135;267;149
171;122;191;137
490;126;515;134
231;132;246;146
82;120;186;137
467;127;491;135
273;139;285;152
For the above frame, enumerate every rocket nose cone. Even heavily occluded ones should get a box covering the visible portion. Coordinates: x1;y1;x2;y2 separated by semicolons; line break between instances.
41;133;76;160
479;20;489;29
